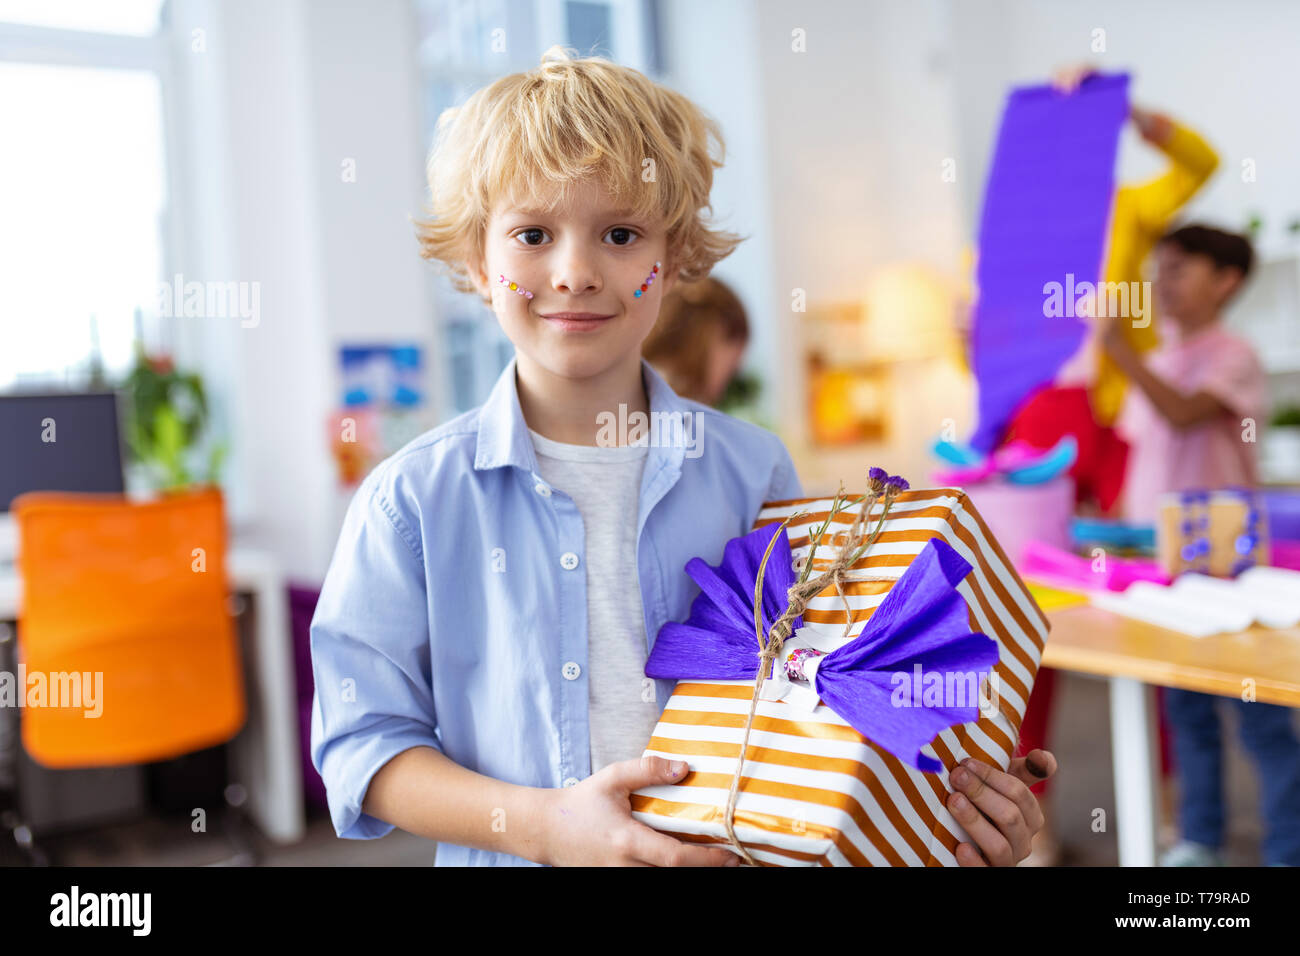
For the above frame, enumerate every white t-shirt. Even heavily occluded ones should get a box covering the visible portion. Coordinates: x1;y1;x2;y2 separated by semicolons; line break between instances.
528;427;663;774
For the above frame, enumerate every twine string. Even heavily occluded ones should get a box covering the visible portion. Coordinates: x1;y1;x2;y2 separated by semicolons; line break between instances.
720;487;896;864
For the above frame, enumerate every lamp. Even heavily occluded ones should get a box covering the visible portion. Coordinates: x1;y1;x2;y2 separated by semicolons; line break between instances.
860;263;960;364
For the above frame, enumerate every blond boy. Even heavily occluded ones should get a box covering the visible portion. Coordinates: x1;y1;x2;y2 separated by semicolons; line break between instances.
310;48;1054;866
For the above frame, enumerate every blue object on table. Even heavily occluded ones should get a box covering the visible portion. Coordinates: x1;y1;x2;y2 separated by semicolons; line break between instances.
932;439;984;467
1005;435;1078;485
1070;517;1155;550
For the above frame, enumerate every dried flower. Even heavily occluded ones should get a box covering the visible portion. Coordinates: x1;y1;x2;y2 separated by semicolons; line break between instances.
885;474;910;493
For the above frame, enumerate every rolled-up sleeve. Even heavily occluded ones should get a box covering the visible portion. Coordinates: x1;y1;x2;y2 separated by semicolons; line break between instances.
309;472;441;840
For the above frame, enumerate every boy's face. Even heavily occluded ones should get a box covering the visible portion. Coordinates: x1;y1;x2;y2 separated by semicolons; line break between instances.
1152;243;1242;330
472;180;676;384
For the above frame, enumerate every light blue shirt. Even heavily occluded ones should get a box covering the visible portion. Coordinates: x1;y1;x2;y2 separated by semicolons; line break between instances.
309;355;803;866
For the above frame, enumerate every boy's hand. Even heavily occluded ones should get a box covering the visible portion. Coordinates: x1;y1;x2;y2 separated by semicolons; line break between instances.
1051;65;1174;147
1095;307;1139;369
1076;287;1137;367
538;755;742;867
1130;106;1174;146
947;750;1057;866
1050;62;1097;94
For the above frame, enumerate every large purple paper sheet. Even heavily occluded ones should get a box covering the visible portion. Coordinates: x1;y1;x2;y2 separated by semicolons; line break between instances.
969;73;1130;453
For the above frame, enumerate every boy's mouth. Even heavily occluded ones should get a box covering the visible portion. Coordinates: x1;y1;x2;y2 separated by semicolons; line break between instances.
540;311;616;332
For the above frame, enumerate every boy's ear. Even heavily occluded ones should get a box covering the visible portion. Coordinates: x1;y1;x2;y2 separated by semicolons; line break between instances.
466;254;494;306
660;258;679;298
1214;264;1247;304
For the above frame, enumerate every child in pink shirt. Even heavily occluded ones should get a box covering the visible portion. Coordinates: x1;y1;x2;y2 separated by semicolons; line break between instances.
1104;224;1300;867
1115;322;1263;522
1108;225;1266;522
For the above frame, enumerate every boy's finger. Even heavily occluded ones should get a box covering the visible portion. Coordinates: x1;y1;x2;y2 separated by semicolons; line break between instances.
626;823;740;867
1010;749;1058;788
954;842;988;867
946;791;1014;866
608;754;689;794
950;761;1034;856
956;757;1043;832
1030;749;1058;778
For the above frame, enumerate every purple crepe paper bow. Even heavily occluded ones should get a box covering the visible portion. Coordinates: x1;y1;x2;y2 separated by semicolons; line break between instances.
646;523;1001;773
647;521;803;682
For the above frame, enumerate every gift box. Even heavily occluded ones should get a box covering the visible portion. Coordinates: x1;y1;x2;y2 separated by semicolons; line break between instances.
1155;489;1268;578
630;484;1050;866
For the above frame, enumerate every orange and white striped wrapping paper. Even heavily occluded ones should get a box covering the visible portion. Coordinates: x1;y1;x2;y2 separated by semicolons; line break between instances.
630;488;1050;866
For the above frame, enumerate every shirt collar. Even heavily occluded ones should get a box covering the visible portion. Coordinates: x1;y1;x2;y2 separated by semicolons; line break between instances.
474;354;691;474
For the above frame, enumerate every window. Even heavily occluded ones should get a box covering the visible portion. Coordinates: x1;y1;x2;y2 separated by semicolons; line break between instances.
0;0;163;36
413;0;660;415
0;1;169;390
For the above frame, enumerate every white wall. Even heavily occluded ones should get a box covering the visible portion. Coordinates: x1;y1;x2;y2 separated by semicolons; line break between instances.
660;0;782;429
304;2;435;350
737;0;970;488
169;0;435;583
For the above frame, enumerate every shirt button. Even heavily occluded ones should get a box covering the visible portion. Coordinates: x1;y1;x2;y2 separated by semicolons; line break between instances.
559;551;579;570
534;481;551;497
562;661;581;681
562;777;580;788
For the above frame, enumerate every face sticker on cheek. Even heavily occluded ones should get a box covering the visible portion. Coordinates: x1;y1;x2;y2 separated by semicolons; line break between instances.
497;273;534;300
633;261;661;298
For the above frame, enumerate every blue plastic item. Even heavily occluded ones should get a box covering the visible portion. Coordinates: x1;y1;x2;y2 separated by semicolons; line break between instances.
1070;517;1155;550
932;439;984;467
1005;435;1078;485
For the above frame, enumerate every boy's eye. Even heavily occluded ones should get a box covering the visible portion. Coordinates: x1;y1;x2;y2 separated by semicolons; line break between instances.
515;228;548;246
604;227;637;246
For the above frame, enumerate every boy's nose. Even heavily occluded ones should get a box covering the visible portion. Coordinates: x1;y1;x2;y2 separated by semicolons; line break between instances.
551;254;601;295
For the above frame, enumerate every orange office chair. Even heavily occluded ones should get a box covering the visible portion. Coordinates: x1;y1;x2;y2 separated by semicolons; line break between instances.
11;487;246;768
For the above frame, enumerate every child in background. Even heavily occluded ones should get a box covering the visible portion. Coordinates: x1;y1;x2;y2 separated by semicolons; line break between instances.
1109;225;1264;520
641;276;749;406
310;47;1055;867
1103;223;1300;866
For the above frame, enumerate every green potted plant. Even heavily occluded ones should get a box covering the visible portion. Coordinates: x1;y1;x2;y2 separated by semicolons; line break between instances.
121;346;226;491
1264;403;1300;483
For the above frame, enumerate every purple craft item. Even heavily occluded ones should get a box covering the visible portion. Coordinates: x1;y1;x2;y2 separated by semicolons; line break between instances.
646;524;1000;772
970;72;1130;453
647;520;803;682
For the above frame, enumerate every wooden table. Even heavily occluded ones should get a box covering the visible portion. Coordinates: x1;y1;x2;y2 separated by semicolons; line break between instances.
1042;604;1300;866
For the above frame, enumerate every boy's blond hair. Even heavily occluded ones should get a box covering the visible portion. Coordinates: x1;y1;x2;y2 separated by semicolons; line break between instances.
415;46;741;296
